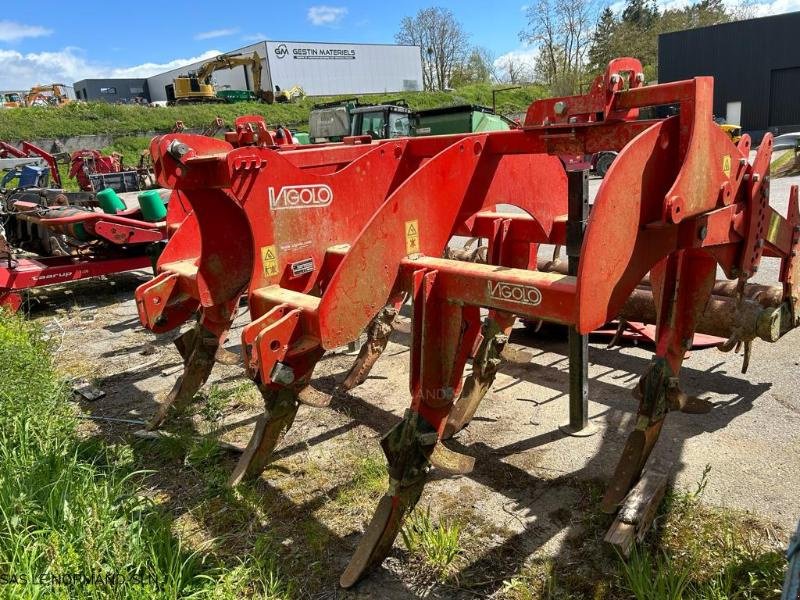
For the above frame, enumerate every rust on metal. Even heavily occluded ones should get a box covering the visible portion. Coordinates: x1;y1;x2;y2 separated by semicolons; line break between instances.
133;59;800;587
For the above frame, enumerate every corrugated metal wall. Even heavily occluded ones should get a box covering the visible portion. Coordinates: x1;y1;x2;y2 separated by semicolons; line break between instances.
145;42;269;103
658;11;800;135
769;67;800;127
142;41;423;103
265;41;423;96
74;79;148;103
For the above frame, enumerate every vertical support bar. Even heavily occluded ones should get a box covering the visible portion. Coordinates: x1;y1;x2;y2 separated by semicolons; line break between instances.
563;169;594;435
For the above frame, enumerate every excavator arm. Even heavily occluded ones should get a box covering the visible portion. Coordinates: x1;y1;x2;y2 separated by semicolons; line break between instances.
195;52;265;99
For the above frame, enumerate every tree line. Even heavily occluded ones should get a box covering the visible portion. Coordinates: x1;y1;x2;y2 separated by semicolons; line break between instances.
398;1;743;93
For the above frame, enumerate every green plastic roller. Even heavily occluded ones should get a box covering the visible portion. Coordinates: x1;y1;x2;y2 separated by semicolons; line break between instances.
96;188;126;214
138;190;167;222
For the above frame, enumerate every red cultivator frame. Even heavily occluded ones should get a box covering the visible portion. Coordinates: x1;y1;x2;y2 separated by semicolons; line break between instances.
136;60;800;586
0;192;176;311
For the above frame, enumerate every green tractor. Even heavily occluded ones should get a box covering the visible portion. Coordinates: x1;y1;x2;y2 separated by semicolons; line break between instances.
307;100;514;144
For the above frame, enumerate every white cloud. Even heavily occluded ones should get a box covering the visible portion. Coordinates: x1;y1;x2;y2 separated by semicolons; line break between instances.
744;0;800;16
109;50;224;78
494;47;539;70
194;28;238;40
242;32;267;42
494;46;539;82
0;47;222;89
0;20;52;43
307;5;348;26
613;0;800;13
608;0;626;13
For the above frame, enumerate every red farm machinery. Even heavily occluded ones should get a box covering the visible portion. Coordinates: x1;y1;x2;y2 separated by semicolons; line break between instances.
134;59;799;586
0;187;175;311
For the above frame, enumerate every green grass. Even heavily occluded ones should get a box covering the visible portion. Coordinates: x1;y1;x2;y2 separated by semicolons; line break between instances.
0;311;291;599
621;548;692;600
501;473;786;600
771;149;799;177
1;306;786;598
401;506;463;575
3;83;546;192
0;83;547;141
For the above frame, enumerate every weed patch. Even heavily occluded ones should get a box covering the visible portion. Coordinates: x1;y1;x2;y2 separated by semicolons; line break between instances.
0;84;548;142
401;506;463;576
0;312;289;598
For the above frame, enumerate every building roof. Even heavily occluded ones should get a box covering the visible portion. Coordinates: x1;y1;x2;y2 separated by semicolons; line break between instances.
659;9;800;39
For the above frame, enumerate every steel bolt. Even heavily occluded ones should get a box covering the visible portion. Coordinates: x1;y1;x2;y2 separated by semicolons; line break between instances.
554;101;567;115
167;140;190;160
270;362;295;385
417;431;439;445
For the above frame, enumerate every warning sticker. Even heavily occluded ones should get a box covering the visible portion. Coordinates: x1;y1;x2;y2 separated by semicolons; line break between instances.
405;220;420;254
722;154;731;178
261;245;279;278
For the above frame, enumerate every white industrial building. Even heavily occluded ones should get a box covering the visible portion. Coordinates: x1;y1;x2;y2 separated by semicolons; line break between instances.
140;40;422;103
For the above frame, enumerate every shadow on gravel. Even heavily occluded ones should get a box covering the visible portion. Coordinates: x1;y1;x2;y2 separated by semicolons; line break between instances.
61;280;769;598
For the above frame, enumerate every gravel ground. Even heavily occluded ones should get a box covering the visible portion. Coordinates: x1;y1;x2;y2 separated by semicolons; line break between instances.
24;171;800;596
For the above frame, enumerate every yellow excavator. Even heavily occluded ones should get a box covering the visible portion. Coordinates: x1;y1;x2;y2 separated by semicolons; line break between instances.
25;84;71;107
274;84;306;103
172;52;266;104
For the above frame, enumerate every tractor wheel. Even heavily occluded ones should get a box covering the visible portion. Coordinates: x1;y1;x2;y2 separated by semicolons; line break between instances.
595;152;616;178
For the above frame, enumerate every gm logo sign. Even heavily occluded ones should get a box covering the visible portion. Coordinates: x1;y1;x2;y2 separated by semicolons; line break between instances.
274;44;288;59
268;184;333;210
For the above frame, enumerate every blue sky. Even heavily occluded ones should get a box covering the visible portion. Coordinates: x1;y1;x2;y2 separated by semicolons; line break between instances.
0;1;536;89
0;0;795;89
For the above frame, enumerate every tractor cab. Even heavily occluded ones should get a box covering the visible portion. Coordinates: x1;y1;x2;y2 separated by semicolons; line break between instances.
350;101;412;140
172;71;216;104
1;93;22;109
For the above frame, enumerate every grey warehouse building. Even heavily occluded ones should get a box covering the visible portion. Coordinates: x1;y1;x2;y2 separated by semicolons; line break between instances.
73;78;149;104
75;40;423;103
659;11;800;139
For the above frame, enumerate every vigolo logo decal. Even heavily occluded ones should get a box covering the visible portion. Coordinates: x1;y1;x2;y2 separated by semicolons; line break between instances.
268;184;333;210
487;280;542;306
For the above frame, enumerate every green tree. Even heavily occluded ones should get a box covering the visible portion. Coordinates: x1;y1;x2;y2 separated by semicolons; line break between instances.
521;0;594;95
621;0;659;27
396;7;470;90
450;46;495;86
587;7;618;74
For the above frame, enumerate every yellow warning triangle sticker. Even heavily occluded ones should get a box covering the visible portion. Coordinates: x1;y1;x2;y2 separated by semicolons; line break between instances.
406;223;417;236
264;248;276;260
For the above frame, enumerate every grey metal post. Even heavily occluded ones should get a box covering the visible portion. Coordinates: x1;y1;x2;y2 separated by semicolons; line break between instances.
564;169;593;434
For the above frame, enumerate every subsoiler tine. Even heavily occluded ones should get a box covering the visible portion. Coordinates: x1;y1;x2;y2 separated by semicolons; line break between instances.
147;323;219;430
601;419;665;513
341;412;434;587
228;386;299;487
337;305;398;393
